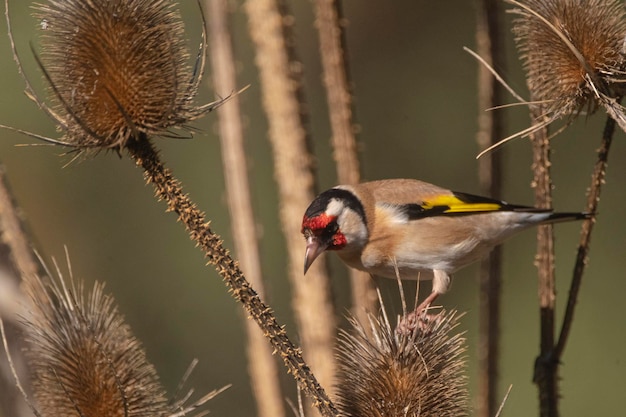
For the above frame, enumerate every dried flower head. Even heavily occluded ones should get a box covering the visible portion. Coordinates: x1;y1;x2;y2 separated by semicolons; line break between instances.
510;0;626;120
22;273;170;416
18;259;223;417
6;0;228;152
335;310;468;417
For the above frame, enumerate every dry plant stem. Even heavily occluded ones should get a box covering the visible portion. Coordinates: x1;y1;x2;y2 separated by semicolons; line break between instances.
529;108;557;417
0;319;41;417
555;113;615;357
532;114;615;417
0;318;29;417
126;137;339;417
314;0;359;185
599;97;626;134
245;0;337;402
313;0;376;325
475;2;504;416
205;1;285;416
0;167;39;281
0;167;35;417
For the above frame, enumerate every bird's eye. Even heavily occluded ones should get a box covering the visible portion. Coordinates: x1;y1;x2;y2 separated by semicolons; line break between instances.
324;222;339;235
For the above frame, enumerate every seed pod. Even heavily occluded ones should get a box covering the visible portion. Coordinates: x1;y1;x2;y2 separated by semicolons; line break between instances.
22;274;171;417
335;310;468;417
510;0;626;120
29;0;222;151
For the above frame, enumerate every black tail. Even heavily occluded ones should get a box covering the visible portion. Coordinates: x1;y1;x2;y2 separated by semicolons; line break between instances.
543;211;592;224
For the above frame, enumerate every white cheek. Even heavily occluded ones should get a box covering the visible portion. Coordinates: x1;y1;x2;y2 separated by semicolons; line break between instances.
338;210;368;249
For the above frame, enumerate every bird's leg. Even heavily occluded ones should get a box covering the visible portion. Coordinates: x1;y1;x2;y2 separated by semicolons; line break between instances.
414;291;440;315
396;270;449;335
395;291;441;335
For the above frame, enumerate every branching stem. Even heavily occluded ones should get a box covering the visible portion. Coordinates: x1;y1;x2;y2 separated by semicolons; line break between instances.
555;113;615;358
126;137;339;417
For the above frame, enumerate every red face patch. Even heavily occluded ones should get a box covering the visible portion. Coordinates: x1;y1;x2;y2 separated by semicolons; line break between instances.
301;213;346;250
302;213;335;233
331;231;347;249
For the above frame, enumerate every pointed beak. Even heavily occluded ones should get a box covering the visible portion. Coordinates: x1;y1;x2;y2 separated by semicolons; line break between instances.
304;235;328;275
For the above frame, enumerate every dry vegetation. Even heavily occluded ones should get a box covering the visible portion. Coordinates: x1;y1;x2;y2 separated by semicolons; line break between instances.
1;0;623;416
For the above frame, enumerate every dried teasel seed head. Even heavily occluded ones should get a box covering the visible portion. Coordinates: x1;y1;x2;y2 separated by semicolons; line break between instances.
335;310;468;417
30;0;222;152
510;0;626;120
18;266;227;417
21;272;172;417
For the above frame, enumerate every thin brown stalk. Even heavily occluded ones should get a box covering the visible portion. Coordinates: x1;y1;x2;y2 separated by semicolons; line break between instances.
126;137;339;417
0;166;35;417
314;0;359;186
313;0;376;326
475;1;505;416
0;318;42;417
0;314;30;417
0;167;40;281
205;1;286;417
555;113;615;358
529;108;558;417
244;0;337;406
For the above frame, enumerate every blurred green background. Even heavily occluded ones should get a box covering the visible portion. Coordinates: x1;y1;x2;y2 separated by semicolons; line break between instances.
0;1;624;416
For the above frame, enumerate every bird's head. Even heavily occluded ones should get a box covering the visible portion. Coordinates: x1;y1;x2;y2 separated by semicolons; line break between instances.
301;187;368;274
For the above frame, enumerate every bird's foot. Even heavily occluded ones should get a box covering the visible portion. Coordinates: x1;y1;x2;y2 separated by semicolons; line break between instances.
395;291;442;335
395;307;442;336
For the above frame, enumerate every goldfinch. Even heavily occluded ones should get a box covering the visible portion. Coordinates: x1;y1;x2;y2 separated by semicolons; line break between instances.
301;179;590;315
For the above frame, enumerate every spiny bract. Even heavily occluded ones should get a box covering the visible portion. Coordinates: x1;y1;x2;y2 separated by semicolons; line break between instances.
511;0;626;119
32;0;214;151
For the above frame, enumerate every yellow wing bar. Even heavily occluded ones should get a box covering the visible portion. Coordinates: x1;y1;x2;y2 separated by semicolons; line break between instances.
421;194;504;213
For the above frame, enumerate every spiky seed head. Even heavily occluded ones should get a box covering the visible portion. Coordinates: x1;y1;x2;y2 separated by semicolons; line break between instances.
31;0;213;151
335;310;468;417
22;274;171;417
511;0;626;120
